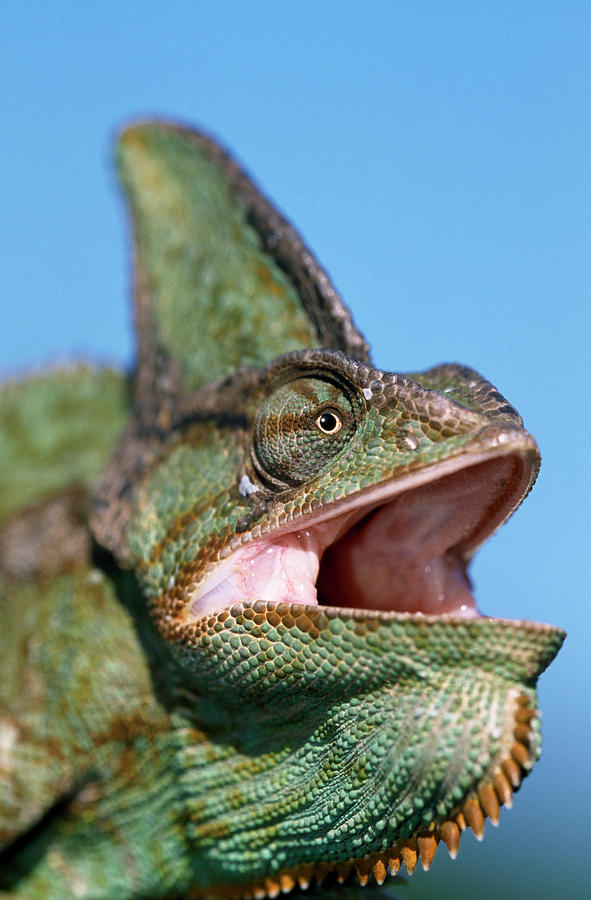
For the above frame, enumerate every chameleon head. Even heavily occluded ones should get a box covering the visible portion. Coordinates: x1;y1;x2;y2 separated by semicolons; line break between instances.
101;348;564;896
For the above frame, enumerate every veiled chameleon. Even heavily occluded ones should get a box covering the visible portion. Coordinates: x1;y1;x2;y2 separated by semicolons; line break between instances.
0;123;564;899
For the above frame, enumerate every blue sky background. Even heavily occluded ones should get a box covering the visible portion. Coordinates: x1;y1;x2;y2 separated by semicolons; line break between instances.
2;3;589;897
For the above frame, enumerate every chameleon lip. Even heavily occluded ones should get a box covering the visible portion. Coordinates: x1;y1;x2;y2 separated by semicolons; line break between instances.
187;435;537;621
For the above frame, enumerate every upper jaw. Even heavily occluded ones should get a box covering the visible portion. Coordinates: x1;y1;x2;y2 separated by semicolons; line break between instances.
186;424;540;624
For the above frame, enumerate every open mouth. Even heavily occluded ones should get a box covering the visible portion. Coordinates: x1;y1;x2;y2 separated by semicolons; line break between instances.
177;437;561;898
187;446;536;622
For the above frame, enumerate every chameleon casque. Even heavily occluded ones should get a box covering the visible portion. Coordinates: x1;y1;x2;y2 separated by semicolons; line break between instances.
0;122;564;899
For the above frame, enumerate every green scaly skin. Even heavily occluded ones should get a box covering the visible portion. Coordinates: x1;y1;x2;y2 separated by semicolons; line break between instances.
0;123;564;899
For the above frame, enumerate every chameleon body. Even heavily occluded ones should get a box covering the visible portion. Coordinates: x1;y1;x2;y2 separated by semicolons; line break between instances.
0;124;564;899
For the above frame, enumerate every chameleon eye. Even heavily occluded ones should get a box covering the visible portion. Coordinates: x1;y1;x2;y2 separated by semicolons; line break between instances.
253;377;357;487
315;410;342;435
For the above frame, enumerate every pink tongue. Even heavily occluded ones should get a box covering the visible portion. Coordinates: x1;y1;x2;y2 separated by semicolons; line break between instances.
316;460;516;616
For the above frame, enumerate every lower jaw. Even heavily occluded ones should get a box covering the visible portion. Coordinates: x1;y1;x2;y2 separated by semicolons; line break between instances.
168;604;565;900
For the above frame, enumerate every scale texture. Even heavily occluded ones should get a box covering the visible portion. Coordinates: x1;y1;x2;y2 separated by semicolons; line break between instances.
0;123;564;899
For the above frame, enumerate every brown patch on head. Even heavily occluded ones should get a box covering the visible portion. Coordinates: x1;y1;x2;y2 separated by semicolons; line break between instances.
149;495;223;565
253;261;290;302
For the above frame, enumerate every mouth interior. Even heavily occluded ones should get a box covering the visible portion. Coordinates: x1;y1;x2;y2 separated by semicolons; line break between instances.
316;455;522;616
188;454;531;621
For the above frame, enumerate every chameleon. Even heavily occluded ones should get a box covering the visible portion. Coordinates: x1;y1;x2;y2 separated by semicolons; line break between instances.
0;122;564;900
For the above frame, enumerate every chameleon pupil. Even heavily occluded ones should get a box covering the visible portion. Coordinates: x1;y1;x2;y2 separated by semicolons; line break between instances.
317;411;341;434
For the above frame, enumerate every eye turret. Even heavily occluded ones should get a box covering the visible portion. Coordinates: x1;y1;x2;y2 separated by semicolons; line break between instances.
253;377;357;487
